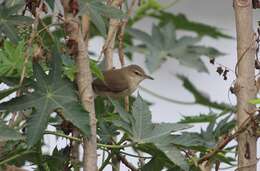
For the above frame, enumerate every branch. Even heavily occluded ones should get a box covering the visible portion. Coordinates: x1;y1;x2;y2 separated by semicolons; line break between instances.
9;0;43;127
44;130;135;149
118;154;138;171
0;151;34;166
61;1;97;170
102;0;124;70
198;114;257;164
118;0;137;112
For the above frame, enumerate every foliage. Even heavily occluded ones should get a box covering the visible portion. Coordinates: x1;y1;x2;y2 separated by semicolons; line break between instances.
0;2;33;43
0;41;32;77
0;121;24;141
128;23;224;72
0;53;90;147
0;0;236;170
177;75;234;111
79;0;126;36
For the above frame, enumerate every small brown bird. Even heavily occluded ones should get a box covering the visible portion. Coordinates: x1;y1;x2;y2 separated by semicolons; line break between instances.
92;65;153;98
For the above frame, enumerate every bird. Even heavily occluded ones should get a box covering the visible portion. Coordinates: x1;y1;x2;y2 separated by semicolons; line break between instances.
92;65;153;98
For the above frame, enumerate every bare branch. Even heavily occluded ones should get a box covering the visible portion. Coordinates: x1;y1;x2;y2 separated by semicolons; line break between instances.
102;0;124;70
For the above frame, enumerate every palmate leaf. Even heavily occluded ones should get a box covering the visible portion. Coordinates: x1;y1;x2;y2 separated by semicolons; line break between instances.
131;95;191;143
79;0;126;36
0;41;32;77
0;3;33;43
127;23;224;72
0;121;24;141
114;95;191;170
0;53;90;147
139;143;189;171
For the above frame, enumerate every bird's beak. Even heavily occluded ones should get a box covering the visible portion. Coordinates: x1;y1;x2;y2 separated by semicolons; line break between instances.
144;74;154;80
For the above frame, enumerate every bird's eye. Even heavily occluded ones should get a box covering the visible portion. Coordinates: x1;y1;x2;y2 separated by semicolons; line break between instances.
134;71;140;75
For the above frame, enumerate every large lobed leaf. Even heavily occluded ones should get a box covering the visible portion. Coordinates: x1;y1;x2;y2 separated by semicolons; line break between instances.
113;95;191;170
128;23;224;73
0;53;90;147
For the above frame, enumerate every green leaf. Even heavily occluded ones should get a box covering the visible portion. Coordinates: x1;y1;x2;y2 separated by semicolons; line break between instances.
88;7;107;37
157;143;189;171
90;60;104;80
177;75;234;111
0;3;33;43
45;0;55;10
45;146;70;171
0;22;19;43
0;86;19;100
89;0;126;19
171;132;207;148
131;95;191;143
110;99;133;124
0;52;90;147
128;23;224;72
130;95;190;170
0;40;32;77
79;0;126;36
0;121;24;141
61;55;104;81
141;157;164;171
149;11;232;39
179;113;217;124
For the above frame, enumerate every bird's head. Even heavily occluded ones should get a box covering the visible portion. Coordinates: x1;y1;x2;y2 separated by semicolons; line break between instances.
125;65;154;83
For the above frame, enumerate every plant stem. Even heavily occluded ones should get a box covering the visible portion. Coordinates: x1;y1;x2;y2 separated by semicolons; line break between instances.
44;130;135;149
0;151;33;166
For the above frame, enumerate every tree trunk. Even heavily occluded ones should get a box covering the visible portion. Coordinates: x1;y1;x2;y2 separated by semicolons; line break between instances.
61;1;97;170
234;0;257;170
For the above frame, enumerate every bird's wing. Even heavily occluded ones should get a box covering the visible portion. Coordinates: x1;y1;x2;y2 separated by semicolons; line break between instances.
92;70;129;93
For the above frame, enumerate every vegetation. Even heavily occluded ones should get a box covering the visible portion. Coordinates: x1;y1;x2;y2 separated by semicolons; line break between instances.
0;0;258;171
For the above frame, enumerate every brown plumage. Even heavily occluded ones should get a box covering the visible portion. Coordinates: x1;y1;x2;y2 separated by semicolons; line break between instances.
92;65;153;98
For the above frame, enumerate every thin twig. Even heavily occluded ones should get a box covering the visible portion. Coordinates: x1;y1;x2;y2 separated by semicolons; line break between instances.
118;0;137;113
44;130;135;149
198;113;257;163
102;0;124;69
0;151;34;166
9;1;43;127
